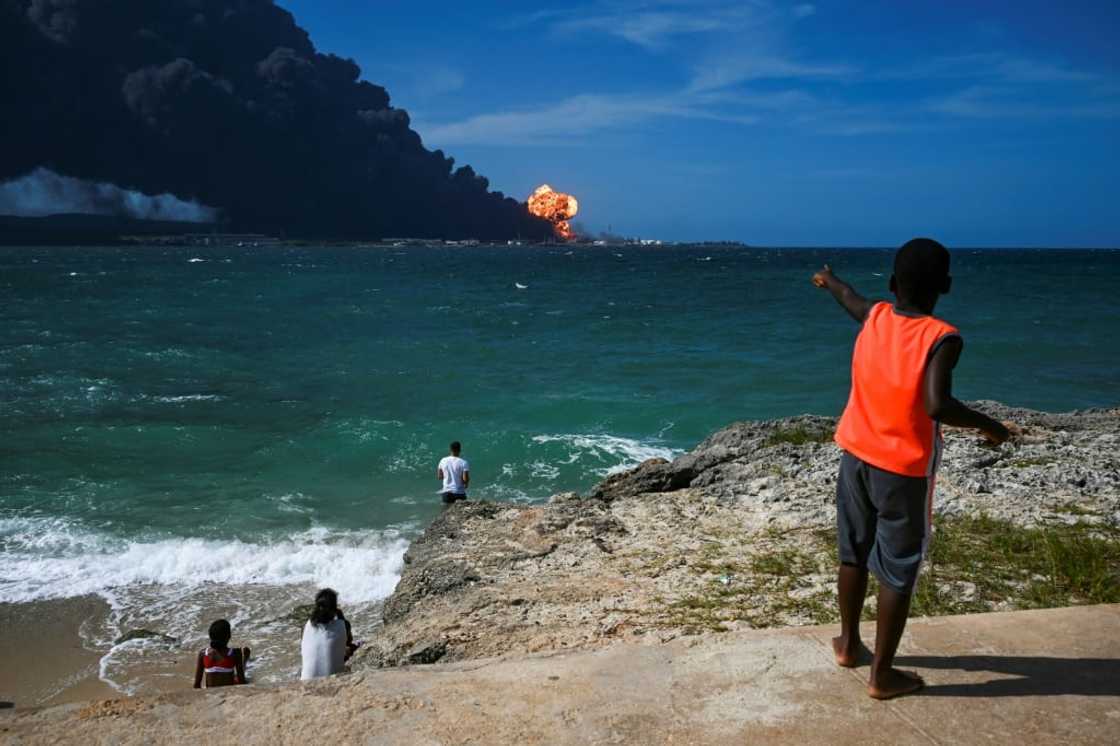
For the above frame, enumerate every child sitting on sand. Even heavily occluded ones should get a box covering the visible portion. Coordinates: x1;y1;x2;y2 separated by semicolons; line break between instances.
193;619;250;688
812;238;1011;700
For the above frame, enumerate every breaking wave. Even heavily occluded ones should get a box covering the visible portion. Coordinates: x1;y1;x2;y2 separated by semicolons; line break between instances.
530;433;680;476
0;515;408;605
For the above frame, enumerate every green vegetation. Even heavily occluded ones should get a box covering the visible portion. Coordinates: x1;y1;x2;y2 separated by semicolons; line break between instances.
911;515;1120;616
764;426;834;447
1052;503;1099;517
651;515;1119;634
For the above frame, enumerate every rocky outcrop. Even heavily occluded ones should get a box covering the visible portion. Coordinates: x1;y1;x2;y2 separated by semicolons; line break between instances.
355;403;1119;671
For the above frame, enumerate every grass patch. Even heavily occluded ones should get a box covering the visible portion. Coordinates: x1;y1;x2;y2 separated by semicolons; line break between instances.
764;426;834;447
649;515;1118;634
912;515;1120;616
1052;503;1099;517
663;538;837;630
748;547;820;579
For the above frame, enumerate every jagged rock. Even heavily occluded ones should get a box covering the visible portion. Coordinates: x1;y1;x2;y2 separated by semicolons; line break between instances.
356;403;1119;673
114;629;178;646
404;639;447;665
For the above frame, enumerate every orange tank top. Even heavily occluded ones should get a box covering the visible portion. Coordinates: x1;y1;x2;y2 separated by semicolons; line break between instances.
834;302;960;477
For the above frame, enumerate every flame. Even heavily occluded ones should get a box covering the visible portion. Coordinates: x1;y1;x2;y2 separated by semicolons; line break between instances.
527;184;579;240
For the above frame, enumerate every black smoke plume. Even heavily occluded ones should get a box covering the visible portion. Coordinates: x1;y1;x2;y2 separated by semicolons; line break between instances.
0;0;553;240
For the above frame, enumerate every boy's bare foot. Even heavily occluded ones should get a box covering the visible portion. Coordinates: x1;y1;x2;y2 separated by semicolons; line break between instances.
831;636;871;668
868;668;924;700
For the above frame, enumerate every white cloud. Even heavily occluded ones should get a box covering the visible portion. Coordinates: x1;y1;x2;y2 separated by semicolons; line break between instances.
689;54;855;91
419;92;758;146
926;85;1120;119
883;52;1098;84
0;168;218;222
542;1;770;50
417;67;466;97
555;9;735;49
439;2;1117;147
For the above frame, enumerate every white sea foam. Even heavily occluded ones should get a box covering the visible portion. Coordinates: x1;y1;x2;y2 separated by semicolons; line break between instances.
0;515;408;606
528;461;561;480
0;517;410;693
267;492;313;514
531;433;681;476
150;394;224;403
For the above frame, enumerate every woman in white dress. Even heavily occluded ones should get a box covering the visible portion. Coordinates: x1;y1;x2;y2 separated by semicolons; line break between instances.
300;588;356;680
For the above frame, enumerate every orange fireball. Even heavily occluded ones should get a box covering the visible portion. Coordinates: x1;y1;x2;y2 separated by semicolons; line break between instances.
527;184;579;240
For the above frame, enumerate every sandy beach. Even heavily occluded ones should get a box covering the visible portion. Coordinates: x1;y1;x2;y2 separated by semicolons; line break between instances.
0;592;391;709
0;597;119;707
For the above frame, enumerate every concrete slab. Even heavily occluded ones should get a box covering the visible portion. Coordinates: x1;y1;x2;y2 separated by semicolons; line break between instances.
3;605;1118;745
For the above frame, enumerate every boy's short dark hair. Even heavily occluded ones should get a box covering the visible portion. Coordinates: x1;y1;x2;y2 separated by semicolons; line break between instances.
893;238;950;298
208;619;231;647
450;441;461;453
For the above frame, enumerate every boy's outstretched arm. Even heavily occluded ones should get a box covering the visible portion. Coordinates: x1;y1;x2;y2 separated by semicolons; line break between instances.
923;338;1010;444
812;265;873;323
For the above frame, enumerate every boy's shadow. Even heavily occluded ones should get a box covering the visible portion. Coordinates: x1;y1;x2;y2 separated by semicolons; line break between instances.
895;655;1120;698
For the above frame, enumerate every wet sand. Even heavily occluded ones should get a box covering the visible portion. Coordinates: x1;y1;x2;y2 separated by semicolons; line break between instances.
0;596;200;708
0;593;379;709
0;597;117;708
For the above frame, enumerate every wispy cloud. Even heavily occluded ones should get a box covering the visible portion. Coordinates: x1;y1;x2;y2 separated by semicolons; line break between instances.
926;85;1120;120
423;2;1118;146
689;54;855;91
547;2;765;50
554;10;727;49
416;67;466;97
884;52;1099;84
419;91;758;146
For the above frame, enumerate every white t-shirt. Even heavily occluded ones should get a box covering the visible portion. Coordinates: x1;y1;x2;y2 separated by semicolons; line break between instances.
438;455;470;494
300;618;347;680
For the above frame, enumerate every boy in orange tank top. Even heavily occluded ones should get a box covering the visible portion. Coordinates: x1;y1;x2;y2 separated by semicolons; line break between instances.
812;238;1011;700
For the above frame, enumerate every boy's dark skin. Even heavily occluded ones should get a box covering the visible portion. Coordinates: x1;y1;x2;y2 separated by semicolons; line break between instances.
812;263;1012;700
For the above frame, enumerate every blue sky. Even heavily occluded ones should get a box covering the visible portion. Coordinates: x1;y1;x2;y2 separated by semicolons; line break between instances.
283;0;1118;246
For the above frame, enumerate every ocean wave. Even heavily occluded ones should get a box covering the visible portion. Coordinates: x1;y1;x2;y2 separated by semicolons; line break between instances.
267;492;313;515
149;394;224;403
141;347;193;360
0;515;408;605
528;461;560;480
531;433;681;476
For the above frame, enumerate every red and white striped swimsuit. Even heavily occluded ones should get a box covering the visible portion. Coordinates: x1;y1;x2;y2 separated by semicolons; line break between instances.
202;647;240;681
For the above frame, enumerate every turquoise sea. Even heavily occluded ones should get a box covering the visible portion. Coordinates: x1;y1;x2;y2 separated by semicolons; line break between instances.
2;244;1118;688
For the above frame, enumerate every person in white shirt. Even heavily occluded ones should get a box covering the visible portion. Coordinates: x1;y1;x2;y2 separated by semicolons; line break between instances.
300;588;357;680
437;441;470;504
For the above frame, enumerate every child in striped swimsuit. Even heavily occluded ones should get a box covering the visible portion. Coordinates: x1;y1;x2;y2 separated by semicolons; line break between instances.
193;619;251;688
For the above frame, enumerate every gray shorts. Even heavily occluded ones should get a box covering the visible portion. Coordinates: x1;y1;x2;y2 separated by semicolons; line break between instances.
836;451;932;595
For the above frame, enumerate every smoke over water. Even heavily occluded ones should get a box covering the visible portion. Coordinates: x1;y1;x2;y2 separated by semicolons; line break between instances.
0;168;219;222
0;0;552;240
